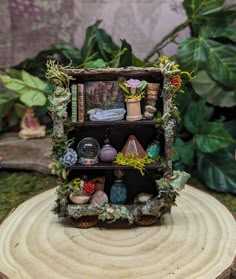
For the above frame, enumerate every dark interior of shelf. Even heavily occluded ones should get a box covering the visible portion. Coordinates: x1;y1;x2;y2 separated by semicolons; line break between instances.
69;125;165;155
68;168;161;204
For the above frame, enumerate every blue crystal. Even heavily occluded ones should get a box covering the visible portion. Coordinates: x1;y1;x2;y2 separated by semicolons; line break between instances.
146;141;160;159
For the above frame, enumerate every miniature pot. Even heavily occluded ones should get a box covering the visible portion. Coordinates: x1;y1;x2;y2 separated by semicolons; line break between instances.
99;143;117;162
125;98;142;121
69;193;90;204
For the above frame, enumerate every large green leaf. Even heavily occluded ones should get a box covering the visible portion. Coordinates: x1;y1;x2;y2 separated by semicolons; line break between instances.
184;100;214;134
0;71;48;107
224;119;236;156
0;92;18;118
118;39;132;67
197;151;236;193
132;55;145;67
205;10;236;26
200;25;236;43
4;68;22;79
81;20;119;63
15;44;83;79
178;37;236;89
95;28;119;62
0;92;19;132
191;70;236;107
177;37;207;72
84;58;107;68
19;91;46;107
173;138;194;166
183;0;224;18
81;20;101;61
195;122;236;153
53;44;82;65
205;40;236;89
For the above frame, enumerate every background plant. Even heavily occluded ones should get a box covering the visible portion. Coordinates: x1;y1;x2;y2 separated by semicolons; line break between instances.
145;0;236;194
0;69;51;132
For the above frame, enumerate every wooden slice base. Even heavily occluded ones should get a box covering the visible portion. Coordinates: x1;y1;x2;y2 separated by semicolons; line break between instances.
0;186;235;279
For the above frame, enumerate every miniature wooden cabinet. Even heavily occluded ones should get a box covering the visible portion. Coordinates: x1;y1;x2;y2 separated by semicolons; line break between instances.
47;62;189;228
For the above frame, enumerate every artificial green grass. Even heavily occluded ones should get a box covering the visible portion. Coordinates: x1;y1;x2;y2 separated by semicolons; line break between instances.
0;171;57;224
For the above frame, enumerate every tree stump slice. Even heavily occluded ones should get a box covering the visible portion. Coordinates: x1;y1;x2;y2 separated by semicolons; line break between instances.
0;133;51;174
0;185;235;279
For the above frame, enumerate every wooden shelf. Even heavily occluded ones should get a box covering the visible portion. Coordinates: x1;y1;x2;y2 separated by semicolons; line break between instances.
70;162;161;170
73;120;158;127
64;67;161;77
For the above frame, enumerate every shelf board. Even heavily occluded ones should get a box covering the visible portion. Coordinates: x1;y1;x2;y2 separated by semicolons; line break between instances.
73;120;157;127
70;162;161;170
64;67;162;77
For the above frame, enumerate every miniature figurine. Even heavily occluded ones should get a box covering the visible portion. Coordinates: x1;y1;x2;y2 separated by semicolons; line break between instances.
18;107;46;140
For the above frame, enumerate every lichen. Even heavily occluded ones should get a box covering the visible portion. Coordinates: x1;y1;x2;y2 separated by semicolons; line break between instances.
46;60;74;88
98;204;134;224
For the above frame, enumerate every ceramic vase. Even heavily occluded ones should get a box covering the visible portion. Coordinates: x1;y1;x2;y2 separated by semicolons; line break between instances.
99;143;117;162
125;98;142;121
110;180;127;204
69;193;90;204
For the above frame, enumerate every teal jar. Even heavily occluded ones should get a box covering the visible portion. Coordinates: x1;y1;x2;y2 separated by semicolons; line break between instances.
110;180;127;204
146;140;160;159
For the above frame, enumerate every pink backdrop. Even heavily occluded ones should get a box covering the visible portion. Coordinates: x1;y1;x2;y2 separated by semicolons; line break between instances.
0;0;189;67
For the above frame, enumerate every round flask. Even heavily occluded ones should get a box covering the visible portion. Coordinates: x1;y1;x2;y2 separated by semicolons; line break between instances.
99;139;117;162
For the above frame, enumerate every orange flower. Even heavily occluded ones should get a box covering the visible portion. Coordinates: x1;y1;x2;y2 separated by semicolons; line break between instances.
171;76;181;90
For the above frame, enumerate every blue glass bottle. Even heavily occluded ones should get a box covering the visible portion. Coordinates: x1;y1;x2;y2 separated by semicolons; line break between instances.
110;180;127;204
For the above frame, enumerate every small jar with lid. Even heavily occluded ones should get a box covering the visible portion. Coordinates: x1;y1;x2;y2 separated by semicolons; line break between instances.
99;138;117;162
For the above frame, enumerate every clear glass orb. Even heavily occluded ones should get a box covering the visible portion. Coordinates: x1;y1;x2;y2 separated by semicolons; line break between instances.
77;137;100;165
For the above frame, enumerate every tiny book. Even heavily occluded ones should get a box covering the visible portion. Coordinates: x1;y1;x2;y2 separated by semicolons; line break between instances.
71;84;77;122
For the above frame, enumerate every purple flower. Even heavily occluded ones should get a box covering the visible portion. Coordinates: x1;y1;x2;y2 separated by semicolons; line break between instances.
124;79;142;88
60;148;77;167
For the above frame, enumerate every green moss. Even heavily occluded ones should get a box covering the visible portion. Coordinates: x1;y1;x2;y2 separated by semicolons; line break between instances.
0;171;57;224
114;153;156;175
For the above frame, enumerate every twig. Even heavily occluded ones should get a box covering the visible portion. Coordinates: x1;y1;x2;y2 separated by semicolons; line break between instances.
144;19;190;62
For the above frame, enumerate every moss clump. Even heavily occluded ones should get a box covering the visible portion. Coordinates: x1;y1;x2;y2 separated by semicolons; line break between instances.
0;171;57;223
114;153;156;175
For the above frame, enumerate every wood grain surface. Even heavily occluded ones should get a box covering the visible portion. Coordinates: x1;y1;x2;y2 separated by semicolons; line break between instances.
0;185;235;279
